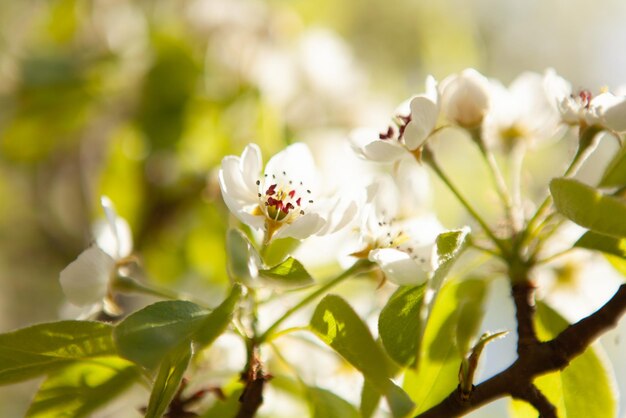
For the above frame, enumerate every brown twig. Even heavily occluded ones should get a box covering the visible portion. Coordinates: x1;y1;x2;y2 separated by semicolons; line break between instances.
236;346;270;418
415;284;626;417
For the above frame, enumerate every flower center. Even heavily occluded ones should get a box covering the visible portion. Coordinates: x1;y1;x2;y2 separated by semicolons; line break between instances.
255;171;313;223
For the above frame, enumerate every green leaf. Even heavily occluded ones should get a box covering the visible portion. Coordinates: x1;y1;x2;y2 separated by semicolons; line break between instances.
0;321;115;384
575;231;626;259
114;285;242;369
404;279;479;414
550;178;626;238
310;294;413;417
114;300;208;369
308;387;359;418
195;284;243;349
259;257;315;290
510;302;617;418
360;379;381;418
454;279;488;357
145;343;192;418
599;143;626;188
378;285;426;367
226;229;259;284
25;356;140;418
261;236;301;267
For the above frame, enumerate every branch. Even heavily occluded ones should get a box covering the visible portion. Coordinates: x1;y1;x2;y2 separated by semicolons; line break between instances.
236;346;270;418
415;283;626;418
511;384;557;418
511;281;539;354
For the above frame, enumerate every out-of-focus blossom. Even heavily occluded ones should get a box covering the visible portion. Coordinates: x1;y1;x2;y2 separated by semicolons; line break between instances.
440;68;491;129
59;197;133;316
219;143;357;242
482;71;563;151
545;69;626;133
353;162;444;285
351;76;439;162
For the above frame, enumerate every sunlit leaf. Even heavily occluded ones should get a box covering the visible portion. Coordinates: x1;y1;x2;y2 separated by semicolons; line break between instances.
360;378;381;418
404;279;481;414
0;321;115;384
114;285;241;369
599;143;626;188
454;279;488;357
574;231;626;259
25;356;140;418
510;302;617;418
226;229;258;284
379;284;426;367
550;178;626;238
145;343;192;418
310;294;413;417
259;257;314;290
308;387;359;418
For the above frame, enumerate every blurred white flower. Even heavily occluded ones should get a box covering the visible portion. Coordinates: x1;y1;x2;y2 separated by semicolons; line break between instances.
59;196;133;316
482;71;563;151
545;68;626;133
440;68;491;129
219;143;357;242
351;76;439;162
354;163;444;285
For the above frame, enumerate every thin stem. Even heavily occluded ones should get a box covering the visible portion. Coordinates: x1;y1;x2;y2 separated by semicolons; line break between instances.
112;276;193;302
472;131;517;232
422;146;508;255
535;247;574;265
257;259;373;343
522;126;602;249
510;144;527;230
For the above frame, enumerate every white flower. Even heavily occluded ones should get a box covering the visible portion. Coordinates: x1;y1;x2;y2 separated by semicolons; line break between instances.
59;196;133;314
482;71;563;151
350;76;439;162
219;143;357;242
440;68;491;129
544;68;626;133
354;165;444;286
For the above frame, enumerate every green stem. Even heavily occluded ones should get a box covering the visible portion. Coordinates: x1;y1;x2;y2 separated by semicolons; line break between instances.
112;276;185;301
257;259;373;343
522;126;602;248
422;145;508;255
471;129;517;232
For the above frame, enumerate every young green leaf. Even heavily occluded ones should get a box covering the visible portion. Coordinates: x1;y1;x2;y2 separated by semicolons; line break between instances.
510;302;617;418
550;178;626;238
404;279;477;414
454;279;488;357
308;387;359;418
144;343;193;418
25;356;140;418
310;294;413;417
258;257;315;290
360;378;381;418
378;284;426;367
599;143;626;188
226;229;260;284
114;285;242;369
0;321;115;384
574;231;626;259
114;301;208;369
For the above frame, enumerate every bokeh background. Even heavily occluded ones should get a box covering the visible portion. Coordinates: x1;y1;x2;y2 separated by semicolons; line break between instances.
1;0;626;416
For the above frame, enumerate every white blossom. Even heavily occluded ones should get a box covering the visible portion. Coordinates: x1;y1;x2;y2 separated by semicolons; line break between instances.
544;68;626;133
59;196;132;315
351;76;439;162
219;143;357;242
440;68;491;129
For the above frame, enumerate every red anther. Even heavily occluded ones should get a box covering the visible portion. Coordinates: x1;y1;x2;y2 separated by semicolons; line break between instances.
267;197;279;207
266;184;277;196
288;190;296;198
296;197;301;206
579;90;593;109
283;202;294;213
379;126;394;140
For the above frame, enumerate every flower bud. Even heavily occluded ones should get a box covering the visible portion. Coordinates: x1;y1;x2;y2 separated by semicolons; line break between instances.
440;68;490;129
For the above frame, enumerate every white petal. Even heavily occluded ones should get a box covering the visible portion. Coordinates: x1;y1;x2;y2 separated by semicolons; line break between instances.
220;156;258;204
60;246;115;307
274;213;324;240
240;144;263;192
369;248;429;285
593;93;626;132
94;217;133;259
361;140;406;162
265;143;319;191
315;197;358;235
404;96;439;150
